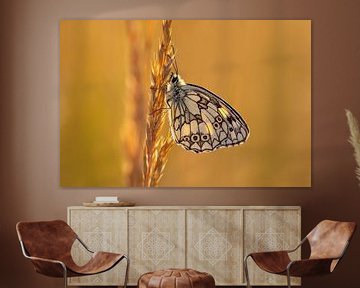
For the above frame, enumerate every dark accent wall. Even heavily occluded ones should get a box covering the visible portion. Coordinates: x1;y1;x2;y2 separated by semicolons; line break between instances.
1;1;360;287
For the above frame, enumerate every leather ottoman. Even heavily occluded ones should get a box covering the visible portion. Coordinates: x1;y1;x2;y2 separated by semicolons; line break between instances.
138;268;215;288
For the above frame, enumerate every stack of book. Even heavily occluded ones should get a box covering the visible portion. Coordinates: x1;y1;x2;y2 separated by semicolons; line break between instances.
93;196;119;204
83;196;135;207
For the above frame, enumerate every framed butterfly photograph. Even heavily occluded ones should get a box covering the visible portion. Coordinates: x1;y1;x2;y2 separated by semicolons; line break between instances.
60;20;311;187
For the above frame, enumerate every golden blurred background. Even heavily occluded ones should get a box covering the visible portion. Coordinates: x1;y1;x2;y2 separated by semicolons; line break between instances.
60;20;311;187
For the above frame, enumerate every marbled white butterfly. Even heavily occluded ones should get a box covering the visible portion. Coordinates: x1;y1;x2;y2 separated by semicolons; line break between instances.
166;73;249;153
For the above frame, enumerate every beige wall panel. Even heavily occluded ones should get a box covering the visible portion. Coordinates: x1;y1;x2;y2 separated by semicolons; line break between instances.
128;209;186;284
187;209;243;285
244;209;301;286
68;208;128;286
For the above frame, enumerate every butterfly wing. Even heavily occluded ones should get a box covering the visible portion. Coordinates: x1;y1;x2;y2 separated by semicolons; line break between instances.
167;83;249;153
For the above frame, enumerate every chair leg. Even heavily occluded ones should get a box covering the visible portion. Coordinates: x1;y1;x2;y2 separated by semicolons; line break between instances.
62;264;68;288
243;255;252;288
286;269;291;288
123;255;130;288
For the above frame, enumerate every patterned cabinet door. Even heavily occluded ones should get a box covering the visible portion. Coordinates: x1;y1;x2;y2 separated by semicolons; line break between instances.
68;208;128;286
244;209;301;286
128;209;186;284
187;209;243;285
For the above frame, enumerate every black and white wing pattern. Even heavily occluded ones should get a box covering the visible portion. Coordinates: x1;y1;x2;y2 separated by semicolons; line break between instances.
166;74;249;153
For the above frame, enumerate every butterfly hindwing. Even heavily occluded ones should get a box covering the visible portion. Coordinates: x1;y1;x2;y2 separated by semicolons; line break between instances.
167;79;249;153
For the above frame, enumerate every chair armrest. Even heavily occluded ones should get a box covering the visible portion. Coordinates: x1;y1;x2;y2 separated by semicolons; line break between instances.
247;250;290;259
26;255;65;266
19;240;67;277
287;258;336;277
245;236;305;259
285;237;307;253
25;255;67;278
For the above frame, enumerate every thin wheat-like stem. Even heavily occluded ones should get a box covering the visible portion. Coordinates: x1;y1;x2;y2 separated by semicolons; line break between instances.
143;20;175;187
123;21;147;186
345;109;360;186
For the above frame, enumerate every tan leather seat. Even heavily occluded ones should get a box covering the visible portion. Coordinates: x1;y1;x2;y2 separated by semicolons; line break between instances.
16;220;129;287
244;220;356;288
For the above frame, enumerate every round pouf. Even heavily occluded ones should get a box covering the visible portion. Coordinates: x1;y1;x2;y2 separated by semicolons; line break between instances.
138;268;215;288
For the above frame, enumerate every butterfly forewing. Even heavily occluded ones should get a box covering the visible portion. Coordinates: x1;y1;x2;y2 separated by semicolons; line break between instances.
166;75;249;153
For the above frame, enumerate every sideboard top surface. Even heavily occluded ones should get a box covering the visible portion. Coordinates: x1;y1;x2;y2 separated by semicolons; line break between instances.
68;206;301;210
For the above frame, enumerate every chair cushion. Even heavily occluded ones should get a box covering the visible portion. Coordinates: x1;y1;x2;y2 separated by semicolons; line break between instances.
138;268;215;288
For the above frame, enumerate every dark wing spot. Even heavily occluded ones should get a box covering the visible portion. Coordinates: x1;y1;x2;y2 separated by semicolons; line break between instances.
197;96;209;109
191;134;200;142
215;116;223;123
201;134;209;141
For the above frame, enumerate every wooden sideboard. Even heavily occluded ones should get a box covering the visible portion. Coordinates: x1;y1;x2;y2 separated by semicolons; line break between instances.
67;206;301;286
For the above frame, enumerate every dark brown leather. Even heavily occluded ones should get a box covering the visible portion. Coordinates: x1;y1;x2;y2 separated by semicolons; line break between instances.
249;220;356;277
250;251;291;274
287;258;334;277
16;220;124;278
138;269;215;288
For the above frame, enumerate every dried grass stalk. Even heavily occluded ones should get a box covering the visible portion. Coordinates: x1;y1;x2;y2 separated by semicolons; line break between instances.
345;109;360;186
123;21;147;186
143;20;175;187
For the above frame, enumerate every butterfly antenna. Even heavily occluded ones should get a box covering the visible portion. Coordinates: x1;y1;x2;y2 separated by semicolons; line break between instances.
171;45;179;75
174;56;179;75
